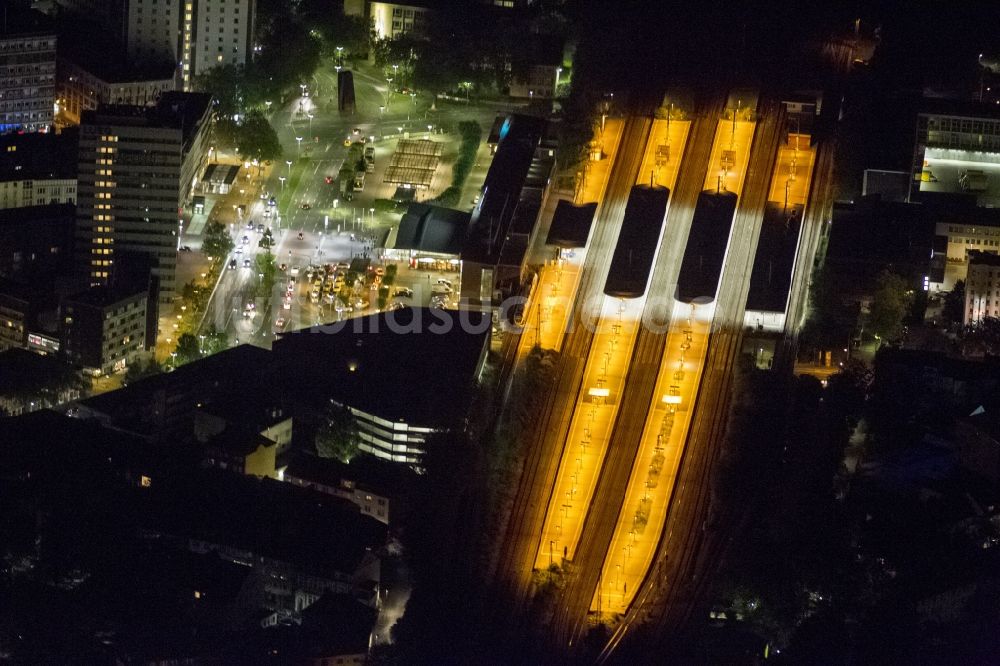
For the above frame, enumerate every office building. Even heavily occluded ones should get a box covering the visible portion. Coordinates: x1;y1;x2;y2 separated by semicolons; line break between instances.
273;307;490;466
0;131;77;209
55;0;255;90
58;51;175;125
965;251;1000;325
0;8;56;133
910;100;1000;207
60;285;148;375
75;92;212;302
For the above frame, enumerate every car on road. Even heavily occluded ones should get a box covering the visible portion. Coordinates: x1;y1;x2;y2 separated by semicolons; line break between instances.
180;245;192;252
228;259;237;270
242;236;249;245
436;278;453;288
300;203;311;210
256;223;265;233
343;138;352;147
235;246;243;255
243;258;251;268
283;299;292;310
247;221;255;230
274;317;286;331
394;287;413;298
278;263;287;272
352;127;361;135
324;176;333;184
386;300;405;311
297;232;304;240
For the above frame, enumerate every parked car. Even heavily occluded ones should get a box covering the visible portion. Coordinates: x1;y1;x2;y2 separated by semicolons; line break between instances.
300;203;311;210
394;287;413;298
243;258;251;268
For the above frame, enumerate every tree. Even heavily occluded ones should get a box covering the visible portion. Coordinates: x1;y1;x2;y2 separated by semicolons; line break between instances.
867;270;911;343
124;357;162;385
315;402;359;463
174;333;202;365
202;326;229;356
964;316;1000;356
254;249;277;299
202;220;234;262
943;279;965;325
234;111;282;163
259;227;275;250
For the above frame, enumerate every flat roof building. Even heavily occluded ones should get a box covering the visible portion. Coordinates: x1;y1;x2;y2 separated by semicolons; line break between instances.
75;92;212;302
60;285;149;376
965;250;1000;326
273;307;490;466
0;131;78;209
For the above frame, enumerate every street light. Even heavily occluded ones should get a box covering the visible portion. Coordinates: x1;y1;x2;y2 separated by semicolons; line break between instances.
427;124;433;138
295;136;303;153
279;175;286;191
286;160;293;176
307;112;314;130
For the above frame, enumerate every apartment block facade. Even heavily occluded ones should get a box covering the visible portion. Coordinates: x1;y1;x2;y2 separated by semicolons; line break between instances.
75;93;211;302
0;10;56;133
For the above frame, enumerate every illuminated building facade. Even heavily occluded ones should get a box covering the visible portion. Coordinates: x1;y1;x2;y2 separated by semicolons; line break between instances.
965;250;1000;325
0;9;56;133
75;93;212;302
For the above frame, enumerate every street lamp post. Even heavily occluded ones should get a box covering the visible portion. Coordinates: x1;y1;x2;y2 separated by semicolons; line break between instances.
286;160;292;177
295;136;303;154
279;175;286;191
307;113;314;130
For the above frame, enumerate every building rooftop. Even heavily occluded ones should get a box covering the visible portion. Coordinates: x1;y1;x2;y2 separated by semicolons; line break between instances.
0;350;77;399
0;130;77;181
83;92;212;149
273;307;489;429
0;202;74;226
394;202;470;255
285;449;417;499
969;250;1000;268
0;6;55;37
141;469;387;577
63;284;146;308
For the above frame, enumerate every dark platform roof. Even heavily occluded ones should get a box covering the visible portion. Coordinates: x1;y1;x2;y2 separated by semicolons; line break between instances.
285;449;416;498
273;307;489;429
546;200;598;247
395;202;470;255
464;114;547;264
746;203;803;313
605;185;669;298
677;190;738;303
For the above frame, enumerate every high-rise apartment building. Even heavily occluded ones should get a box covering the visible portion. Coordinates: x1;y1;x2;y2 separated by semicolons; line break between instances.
0;8;56;133
75;92;211;304
55;0;255;89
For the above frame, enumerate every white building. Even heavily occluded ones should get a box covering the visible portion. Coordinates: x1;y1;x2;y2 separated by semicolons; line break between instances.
965;251;1000;325
56;0;256;90
367;2;430;40
0;9;57;134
